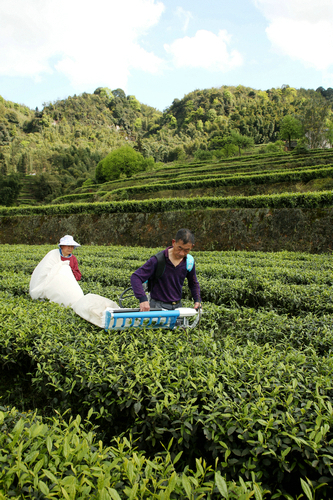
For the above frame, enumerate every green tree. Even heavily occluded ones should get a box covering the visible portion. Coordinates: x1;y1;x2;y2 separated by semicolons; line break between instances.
17;153;29;174
261;140;285;154
291;138;309;155
325;120;333;147
206;108;217;121
93;87;114;104
279;115;303;149
230;130;255;155
134;118;142;130
208;135;225;150
194;149;213;161
128;95;141;112
6;111;19;124
221;143;238;158
96;146;148;182
0;173;22;206
0;123;10;145
0;152;7;175
168;145;186;162
31;174;56;202
95;161;105;183
299;93;330;149
112;88;126;100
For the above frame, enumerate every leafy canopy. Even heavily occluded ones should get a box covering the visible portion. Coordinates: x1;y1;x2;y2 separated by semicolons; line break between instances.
279;115;303;149
0;173;22;206
95;145;149;182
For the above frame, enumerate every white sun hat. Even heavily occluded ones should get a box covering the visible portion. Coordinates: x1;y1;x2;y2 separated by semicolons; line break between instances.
58;235;81;248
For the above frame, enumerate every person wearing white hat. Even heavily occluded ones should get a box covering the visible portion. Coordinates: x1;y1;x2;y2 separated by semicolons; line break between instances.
58;235;82;281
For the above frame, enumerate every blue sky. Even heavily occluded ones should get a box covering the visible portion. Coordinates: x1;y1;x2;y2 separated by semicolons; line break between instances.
0;0;332;112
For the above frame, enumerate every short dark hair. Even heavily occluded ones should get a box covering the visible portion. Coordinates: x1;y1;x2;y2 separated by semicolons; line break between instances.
175;228;195;245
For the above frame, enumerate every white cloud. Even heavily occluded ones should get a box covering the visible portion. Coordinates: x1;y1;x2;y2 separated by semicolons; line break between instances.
164;30;243;71
175;6;193;32
254;0;333;22
266;18;333;70
253;0;333;70
0;0;165;90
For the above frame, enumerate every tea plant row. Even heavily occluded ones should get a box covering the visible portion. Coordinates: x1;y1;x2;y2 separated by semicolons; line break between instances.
79;149;333;194
60;153;333;203
1;406;266;499
2;245;333;316
2;189;333;219
1;245;333;498
98;164;333;200
0;292;332;498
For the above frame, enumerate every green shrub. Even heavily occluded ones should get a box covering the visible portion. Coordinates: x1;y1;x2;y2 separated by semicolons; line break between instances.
96;146;150;183
0;173;22;206
0;407;268;499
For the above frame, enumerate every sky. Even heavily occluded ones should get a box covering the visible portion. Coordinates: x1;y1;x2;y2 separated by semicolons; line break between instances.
0;0;333;112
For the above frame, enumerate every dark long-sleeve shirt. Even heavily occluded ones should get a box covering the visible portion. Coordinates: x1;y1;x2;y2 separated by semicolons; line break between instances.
60;254;82;281
130;247;201;304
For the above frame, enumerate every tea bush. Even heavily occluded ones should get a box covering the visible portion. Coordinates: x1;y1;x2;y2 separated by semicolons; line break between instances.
0;407;267;499
1;188;333;217
1;244;333;498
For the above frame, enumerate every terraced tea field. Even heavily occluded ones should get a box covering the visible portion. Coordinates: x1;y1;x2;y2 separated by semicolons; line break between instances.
51;148;333;204
1;244;333;498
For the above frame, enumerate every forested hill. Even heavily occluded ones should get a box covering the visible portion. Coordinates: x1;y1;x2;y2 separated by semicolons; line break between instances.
0;84;332;204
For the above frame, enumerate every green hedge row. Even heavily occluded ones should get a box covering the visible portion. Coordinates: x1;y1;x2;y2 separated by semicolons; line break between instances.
132;151;333;185
103;165;333;198
2;245;333;317
49;162;333;204
73;150;333;198
2;302;332;493
171;159;333;182
0;288;331;495
171;152;333;179
51;192;96;203
199;304;333;355
2;246;333;497
51;191;108;205
2;189;333;216
150;149;332;175
2;267;333;316
0;407;267;499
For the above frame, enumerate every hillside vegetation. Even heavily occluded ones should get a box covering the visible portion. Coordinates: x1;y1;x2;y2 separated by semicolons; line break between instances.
1;85;333;206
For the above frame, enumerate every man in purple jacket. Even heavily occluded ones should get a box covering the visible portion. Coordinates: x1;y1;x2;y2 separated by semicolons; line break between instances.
130;228;201;312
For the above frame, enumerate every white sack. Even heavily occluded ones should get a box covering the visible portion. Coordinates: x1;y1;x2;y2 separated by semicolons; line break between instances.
29;249;84;307
30;249;119;326
29;249;60;298
72;293;119;328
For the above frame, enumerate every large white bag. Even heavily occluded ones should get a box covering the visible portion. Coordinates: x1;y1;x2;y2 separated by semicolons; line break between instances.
29;249;119;326
29;249;60;298
72;293;119;327
29;249;84;307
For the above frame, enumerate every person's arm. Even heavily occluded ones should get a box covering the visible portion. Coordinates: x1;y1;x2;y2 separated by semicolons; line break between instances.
187;264;201;309
130;257;157;311
70;255;82;281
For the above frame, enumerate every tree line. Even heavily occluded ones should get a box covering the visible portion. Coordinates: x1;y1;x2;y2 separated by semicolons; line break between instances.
0;85;332;205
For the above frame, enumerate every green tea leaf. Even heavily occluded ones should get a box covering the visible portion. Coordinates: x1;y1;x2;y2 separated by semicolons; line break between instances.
300;478;313;500
215;472;229;499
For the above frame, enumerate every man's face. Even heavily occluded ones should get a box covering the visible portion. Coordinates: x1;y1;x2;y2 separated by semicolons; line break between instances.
61;245;74;257
171;239;193;259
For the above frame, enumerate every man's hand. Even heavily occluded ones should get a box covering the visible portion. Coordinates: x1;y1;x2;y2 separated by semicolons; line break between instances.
194;302;201;310
140;301;150;312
